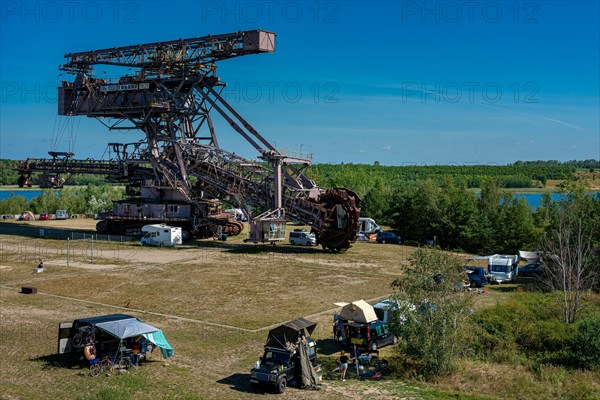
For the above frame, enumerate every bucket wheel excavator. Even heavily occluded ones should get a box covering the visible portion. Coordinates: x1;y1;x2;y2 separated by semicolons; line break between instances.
17;30;360;251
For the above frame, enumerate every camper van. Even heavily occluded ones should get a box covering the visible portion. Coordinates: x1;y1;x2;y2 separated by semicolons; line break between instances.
140;224;182;247
55;210;68;220
358;217;380;239
58;314;133;362
488;254;519;283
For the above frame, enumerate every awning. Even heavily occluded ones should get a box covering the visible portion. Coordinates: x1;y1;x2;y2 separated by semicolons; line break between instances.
95;318;159;340
142;330;174;359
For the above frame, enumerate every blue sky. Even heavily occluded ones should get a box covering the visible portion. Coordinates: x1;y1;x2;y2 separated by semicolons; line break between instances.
1;0;599;165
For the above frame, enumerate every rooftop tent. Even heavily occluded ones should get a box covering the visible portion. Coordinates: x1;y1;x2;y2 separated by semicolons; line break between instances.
266;318;317;349
95;318;159;339
338;300;378;324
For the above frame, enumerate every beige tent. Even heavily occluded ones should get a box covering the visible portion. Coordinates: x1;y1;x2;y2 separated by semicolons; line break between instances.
336;300;378;323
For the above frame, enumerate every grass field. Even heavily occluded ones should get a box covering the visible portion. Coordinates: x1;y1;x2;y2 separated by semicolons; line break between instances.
1;219;598;399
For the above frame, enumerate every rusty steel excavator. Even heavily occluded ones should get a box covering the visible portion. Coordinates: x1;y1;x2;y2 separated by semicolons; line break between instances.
17;30;360;251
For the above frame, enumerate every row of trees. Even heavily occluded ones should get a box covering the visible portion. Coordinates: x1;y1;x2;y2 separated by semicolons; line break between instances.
0;185;124;215
308;162;576;192
361;178;544;254
0;159;582;187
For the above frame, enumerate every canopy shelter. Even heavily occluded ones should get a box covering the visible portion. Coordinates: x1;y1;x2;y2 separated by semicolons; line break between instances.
336;300;378;324
266;318;317;349
519;251;540;263
94;317;174;359
95;318;159;339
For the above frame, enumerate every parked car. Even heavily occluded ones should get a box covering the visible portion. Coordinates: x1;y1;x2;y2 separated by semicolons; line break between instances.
250;318;321;393
336;320;396;351
465;266;490;288
376;231;401;244
289;230;316;246
38;212;49;220
518;262;543;277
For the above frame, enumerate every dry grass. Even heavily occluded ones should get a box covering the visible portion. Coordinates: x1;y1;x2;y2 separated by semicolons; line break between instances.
0;221;412;399
1;219;598;399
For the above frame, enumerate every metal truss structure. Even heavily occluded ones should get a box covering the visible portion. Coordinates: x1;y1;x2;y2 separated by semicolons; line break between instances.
17;30;360;251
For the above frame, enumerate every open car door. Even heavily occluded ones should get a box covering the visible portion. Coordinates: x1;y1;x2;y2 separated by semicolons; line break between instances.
58;322;73;354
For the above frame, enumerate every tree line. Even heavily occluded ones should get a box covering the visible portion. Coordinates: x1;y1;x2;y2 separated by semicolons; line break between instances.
0;185;124;216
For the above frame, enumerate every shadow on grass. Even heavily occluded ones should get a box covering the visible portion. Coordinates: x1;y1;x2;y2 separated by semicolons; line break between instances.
0;221;95;240
32;353;80;370
317;338;342;356
186;240;324;255
216;373;254;394
487;285;520;293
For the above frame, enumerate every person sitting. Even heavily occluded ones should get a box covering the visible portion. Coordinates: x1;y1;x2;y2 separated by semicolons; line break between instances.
84;338;97;365
131;336;143;365
32;260;45;274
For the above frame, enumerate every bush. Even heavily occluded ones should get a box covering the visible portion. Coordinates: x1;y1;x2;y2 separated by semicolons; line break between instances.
468;293;579;366
571;317;600;369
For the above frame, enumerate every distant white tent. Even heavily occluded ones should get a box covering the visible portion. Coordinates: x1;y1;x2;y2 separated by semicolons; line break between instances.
519;251;540;262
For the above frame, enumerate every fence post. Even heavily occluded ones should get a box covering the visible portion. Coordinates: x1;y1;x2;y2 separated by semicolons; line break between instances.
91;237;94;263
67;238;70;267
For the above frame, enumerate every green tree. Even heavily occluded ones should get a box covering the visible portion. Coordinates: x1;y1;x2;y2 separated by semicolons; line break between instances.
0;194;29;214
390;248;474;379
540;188;599;323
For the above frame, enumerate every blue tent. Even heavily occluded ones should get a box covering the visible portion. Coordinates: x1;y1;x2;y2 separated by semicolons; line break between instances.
95;317;174;359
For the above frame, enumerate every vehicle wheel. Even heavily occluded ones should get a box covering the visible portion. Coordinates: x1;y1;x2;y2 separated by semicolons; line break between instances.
290;240;295;245
276;377;287;394
382;240;387;244
306;241;311;246
470;281;478;288
89;363;101;376
369;342;378;351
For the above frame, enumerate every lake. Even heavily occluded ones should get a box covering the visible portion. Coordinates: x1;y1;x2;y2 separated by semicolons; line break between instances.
0;189;58;201
0;188;581;209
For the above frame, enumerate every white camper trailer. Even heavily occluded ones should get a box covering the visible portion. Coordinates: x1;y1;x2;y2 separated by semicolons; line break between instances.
140;224;182;247
468;254;520;283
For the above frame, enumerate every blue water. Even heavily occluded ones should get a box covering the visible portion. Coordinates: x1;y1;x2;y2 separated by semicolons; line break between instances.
0;189;57;201
514;193;565;209
1;189;596;210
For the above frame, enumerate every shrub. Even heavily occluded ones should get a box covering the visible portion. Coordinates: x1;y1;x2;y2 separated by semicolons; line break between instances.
571;317;600;369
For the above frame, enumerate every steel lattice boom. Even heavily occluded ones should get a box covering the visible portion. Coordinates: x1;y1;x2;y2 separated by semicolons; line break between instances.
18;29;360;251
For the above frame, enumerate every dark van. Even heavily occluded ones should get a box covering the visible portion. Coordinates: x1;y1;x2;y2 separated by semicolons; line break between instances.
58;314;133;363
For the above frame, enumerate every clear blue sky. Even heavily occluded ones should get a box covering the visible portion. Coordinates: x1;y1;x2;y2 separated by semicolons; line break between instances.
1;1;599;165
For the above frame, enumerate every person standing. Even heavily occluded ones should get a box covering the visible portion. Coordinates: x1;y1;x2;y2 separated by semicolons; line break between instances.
339;350;349;381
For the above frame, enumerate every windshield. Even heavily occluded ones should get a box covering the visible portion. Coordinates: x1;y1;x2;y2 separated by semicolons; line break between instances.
263;350;289;366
